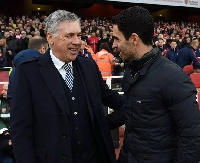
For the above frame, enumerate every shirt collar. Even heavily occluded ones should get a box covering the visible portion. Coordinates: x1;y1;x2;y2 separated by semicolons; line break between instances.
50;50;72;70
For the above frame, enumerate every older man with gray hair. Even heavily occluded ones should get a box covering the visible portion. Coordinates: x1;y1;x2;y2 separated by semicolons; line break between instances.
10;10;125;163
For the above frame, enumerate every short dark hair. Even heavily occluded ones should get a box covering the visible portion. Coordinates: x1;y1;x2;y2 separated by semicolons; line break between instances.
112;6;154;46
100;43;111;53
28;36;48;51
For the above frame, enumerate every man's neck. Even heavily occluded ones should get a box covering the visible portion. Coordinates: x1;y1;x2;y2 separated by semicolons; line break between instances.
137;45;153;59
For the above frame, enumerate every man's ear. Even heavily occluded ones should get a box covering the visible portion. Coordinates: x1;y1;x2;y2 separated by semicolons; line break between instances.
46;32;53;45
130;33;139;45
40;47;45;54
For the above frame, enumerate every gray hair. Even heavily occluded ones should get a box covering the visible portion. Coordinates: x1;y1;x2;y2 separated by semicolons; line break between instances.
44;10;80;37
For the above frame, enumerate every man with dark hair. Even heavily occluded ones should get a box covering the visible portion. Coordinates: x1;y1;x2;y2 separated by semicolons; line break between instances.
81;29;89;45
4;30;17;52
0;35;16;67
112;6;200;163
16;30;29;53
175;34;182;49
166;39;179;64
156;38;166;55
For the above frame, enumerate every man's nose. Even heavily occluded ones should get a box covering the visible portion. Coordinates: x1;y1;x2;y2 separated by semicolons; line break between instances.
72;36;81;44
112;41;118;48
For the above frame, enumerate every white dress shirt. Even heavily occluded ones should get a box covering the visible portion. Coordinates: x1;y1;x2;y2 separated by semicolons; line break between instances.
49;50;73;80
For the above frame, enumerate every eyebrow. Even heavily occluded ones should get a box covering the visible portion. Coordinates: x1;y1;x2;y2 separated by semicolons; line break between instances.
113;36;119;40
65;32;82;35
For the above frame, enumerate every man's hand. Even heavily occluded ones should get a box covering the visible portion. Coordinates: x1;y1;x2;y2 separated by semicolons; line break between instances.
8;140;12;145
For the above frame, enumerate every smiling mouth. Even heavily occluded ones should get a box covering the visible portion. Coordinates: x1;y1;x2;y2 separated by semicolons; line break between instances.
69;48;78;51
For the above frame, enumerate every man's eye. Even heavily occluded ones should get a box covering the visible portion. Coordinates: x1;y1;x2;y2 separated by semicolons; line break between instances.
68;35;73;38
113;36;119;40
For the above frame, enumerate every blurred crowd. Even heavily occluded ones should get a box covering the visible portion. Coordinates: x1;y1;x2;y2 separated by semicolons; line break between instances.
0;13;200;69
0;12;200;162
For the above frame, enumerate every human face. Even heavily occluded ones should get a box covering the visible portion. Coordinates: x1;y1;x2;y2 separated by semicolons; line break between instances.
103;34;107;39
192;43;199;50
80;41;86;50
113;24;138;61
186;37;191;43
175;35;180;41
21;31;26;38
4;32;10;38
47;21;82;62
157;40;164;47
15;29;20;35
91;32;96;37
170;41;177;49
1;83;8;99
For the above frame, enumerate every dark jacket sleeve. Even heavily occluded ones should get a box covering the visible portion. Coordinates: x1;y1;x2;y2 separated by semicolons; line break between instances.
90;57;126;109
189;50;200;68
161;70;200;163
10;64;37;163
93;60;126;129
106;106;126;130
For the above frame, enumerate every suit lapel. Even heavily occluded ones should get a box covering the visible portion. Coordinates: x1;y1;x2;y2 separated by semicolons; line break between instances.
38;50;70;116
75;57;96;121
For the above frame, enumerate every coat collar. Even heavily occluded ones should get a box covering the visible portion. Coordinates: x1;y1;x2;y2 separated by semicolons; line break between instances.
123;48;161;95
37;50;96;119
74;57;97;121
125;47;161;76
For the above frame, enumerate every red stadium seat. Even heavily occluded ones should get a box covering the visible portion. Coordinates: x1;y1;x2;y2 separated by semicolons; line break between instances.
0;69;9;93
190;73;200;88
183;65;193;75
0;71;9;82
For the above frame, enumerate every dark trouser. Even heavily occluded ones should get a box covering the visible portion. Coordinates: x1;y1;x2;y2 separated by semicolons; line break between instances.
72;144;108;163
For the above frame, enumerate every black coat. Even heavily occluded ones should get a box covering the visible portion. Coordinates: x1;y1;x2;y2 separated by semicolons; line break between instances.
16;37;29;53
118;48;200;163
10;49;125;163
6;36;17;52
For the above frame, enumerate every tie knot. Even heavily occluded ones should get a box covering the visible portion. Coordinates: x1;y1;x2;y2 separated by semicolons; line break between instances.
63;63;72;71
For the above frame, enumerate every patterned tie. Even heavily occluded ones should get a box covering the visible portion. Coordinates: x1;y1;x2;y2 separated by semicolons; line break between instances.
63;63;74;91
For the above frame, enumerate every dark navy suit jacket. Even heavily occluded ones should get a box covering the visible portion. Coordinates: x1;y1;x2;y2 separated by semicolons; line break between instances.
10;49;125;163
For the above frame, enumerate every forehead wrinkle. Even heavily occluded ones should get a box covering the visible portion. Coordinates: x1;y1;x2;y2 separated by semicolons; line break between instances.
61;21;81;32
